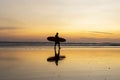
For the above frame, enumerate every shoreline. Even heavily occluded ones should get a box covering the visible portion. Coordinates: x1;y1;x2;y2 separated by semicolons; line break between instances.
0;42;120;47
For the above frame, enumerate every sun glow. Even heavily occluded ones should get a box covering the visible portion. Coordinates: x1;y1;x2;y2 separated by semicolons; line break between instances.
0;0;120;42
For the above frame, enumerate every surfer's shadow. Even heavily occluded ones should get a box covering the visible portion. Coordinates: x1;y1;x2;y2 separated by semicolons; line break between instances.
47;48;66;66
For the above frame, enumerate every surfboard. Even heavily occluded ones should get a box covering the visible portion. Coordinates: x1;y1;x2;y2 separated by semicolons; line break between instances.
47;36;66;42
47;56;66;62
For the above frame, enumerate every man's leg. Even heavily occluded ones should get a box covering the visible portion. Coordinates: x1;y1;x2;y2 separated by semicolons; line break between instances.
58;43;60;49
54;43;56;49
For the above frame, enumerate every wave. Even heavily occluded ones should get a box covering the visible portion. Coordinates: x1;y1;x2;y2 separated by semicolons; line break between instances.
0;42;120;47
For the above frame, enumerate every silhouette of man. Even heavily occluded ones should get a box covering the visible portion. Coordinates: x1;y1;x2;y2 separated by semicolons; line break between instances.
54;48;65;66
54;32;60;49
47;46;65;66
54;48;60;66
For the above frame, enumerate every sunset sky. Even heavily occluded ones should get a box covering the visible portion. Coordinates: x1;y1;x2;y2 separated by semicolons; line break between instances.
0;0;120;42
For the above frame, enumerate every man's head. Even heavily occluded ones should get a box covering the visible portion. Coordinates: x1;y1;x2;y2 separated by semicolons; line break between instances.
56;32;58;35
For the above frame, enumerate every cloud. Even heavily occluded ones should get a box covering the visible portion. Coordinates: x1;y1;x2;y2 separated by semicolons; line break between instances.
0;17;25;25
0;26;21;30
89;31;113;34
0;57;19;61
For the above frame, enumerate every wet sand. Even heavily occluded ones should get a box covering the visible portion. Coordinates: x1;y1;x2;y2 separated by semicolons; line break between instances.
0;46;120;80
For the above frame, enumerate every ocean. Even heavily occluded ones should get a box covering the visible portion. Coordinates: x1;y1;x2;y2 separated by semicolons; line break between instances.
0;42;120;47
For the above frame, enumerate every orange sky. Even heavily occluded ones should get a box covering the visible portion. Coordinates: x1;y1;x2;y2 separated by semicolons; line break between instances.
0;0;120;42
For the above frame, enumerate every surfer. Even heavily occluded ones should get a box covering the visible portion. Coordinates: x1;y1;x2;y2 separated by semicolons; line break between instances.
54;48;60;66
54;32;60;49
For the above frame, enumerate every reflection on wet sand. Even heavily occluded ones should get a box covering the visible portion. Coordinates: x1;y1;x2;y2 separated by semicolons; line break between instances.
0;47;120;80
47;48;66;66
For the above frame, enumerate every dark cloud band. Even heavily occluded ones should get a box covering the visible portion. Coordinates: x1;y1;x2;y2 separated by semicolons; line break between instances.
0;26;20;30
90;31;113;34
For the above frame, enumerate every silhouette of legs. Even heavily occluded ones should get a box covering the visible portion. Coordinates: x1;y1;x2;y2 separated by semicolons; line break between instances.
54;46;60;66
54;43;61;50
47;46;65;66
58;43;60;49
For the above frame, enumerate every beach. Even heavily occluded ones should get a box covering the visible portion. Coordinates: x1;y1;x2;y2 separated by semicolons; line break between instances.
0;46;120;80
1;0;120;80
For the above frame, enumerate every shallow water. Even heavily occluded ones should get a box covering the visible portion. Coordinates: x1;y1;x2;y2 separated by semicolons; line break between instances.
0;46;120;80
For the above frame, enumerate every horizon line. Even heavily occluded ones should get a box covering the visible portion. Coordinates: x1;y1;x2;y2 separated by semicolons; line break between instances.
0;41;120;44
